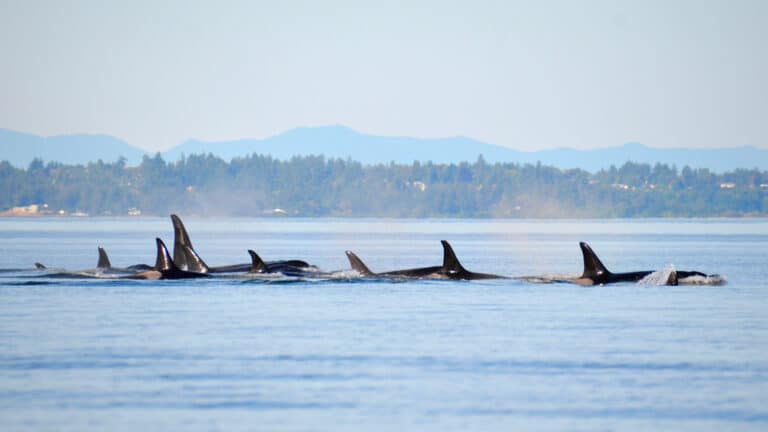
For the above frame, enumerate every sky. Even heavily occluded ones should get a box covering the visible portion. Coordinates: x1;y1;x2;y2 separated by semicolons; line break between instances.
0;0;766;152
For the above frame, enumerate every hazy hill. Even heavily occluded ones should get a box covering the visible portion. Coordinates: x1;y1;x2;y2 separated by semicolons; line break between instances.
0;128;147;167
165;126;768;172
2;126;766;172
165;125;522;166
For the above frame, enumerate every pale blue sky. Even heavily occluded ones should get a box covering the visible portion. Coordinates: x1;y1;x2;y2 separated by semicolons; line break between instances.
1;0;766;152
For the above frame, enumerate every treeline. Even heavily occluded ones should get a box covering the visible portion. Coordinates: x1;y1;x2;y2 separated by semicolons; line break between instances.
1;154;767;217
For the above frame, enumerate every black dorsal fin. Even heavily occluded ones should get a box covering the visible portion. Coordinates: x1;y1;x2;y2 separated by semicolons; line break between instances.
441;240;468;274
155;238;179;272
97;246;111;269
170;214;193;269
182;245;210;273
34;262;46;269
248;250;269;273
580;242;611;278
345;251;374;276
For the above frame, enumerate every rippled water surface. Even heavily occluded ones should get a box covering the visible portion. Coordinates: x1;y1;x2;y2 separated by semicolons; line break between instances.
0;217;767;431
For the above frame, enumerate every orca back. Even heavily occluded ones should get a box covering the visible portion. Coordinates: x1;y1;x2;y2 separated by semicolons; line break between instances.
274;260;310;268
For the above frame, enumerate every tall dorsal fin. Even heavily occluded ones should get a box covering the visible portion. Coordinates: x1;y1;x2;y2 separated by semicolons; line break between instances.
441;240;467;274
97;246;111;269
248;250;269;273
580;242;611;278
155;238;179;272
182;245;210;273
170;214;193;270
345;251;374;276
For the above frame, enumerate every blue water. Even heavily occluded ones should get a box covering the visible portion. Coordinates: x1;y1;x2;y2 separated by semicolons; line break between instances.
0;218;766;431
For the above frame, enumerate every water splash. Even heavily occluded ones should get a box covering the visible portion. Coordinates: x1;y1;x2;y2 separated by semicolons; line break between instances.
638;265;678;286
639;266;727;286
678;273;727;286
325;270;363;279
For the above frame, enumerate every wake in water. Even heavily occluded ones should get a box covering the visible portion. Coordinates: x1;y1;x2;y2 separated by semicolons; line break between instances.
639;265;727;286
678;273;728;286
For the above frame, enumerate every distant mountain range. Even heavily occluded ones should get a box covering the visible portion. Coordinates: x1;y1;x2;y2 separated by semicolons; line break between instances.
0;128;146;167
1;125;766;172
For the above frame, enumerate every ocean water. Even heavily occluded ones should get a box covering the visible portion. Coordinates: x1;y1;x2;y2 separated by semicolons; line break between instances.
0;217;766;431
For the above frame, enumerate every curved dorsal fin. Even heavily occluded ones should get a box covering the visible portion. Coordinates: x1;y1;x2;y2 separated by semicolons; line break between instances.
182;245;210;273
170;214;193;269
97;246;111;269
155;238;179;272
441;240;467;274
580;242;611;278
345;251;374;276
34;262;46;269
248;250;269;273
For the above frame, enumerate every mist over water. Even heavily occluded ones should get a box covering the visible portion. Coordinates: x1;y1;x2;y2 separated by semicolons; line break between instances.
0;218;767;431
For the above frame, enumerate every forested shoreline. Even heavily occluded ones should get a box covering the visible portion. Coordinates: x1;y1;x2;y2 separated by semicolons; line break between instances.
1;153;766;218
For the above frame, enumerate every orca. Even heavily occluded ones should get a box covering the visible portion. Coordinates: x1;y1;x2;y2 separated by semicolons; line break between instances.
575;242;709;286
126;238;210;280
247;250;319;276
96;246;153;272
177;241;314;275
345;240;505;280
438;240;506;280
345;250;441;278
170;214;310;273
33;247;147;275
